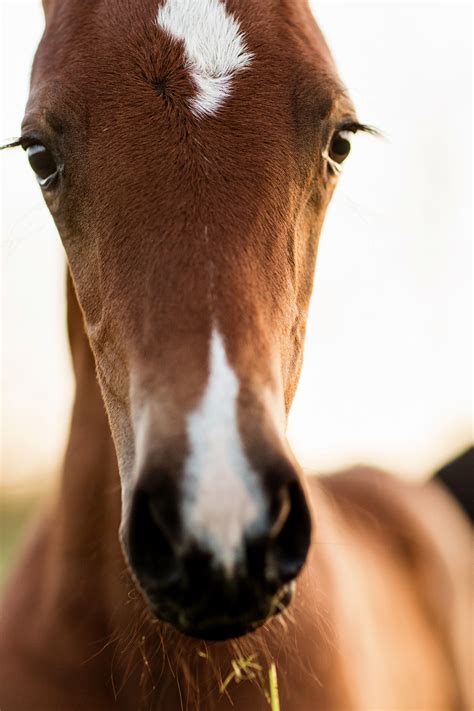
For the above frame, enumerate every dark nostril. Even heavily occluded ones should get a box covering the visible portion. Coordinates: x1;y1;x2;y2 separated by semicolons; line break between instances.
147;489;181;544
126;483;182;592
269;485;292;538
268;480;312;585
245;475;312;591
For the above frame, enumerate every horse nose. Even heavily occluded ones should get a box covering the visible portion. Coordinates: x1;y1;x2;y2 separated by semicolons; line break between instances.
127;467;311;588
124;460;312;638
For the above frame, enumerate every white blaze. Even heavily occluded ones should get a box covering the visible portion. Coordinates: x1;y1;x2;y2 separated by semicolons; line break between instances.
156;0;253;116
183;329;264;574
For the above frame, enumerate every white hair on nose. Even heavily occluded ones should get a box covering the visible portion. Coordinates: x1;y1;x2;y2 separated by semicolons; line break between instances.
156;0;253;117
182;328;265;575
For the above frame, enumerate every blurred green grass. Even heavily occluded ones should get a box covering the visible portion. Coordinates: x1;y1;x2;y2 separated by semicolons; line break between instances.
0;492;43;588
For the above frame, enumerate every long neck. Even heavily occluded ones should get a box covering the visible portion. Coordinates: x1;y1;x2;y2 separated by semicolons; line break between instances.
61;272;121;543
61;272;121;558
39;273;125;647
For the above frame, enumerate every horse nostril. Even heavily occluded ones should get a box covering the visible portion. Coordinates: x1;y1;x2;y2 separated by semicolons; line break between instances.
245;477;311;590
267;481;312;585
147;491;180;544
126;485;182;592
269;485;292;539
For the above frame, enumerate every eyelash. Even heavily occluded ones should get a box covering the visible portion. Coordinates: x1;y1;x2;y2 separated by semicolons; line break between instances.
0;135;41;151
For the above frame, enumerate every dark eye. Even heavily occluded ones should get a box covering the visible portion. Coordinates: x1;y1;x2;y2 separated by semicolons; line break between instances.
26;144;59;188
328;130;352;165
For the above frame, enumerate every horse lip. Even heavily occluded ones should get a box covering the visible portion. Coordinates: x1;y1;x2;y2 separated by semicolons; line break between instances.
143;581;295;641
173;604;276;640
148;605;272;640
177;619;258;641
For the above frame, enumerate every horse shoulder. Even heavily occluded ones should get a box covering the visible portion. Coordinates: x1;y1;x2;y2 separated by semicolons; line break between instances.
304;467;472;709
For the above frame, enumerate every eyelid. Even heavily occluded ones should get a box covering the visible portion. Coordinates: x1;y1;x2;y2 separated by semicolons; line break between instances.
338;120;381;137
20;134;48;150
322;149;343;175
38;173;59;189
337;129;354;142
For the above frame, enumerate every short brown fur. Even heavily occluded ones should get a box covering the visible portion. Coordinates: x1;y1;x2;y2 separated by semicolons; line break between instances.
1;1;472;709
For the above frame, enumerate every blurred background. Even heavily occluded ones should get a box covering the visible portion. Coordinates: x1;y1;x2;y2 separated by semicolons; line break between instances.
1;1;472;582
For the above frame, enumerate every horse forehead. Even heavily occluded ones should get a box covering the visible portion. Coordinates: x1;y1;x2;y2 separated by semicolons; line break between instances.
35;0;339;118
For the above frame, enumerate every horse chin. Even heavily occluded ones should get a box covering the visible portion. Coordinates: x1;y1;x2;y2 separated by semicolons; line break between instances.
148;581;296;642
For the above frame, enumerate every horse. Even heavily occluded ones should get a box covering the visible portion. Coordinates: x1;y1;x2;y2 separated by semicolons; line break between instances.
0;1;472;709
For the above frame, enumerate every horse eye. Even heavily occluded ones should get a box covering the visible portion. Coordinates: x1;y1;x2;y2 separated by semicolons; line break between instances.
26;144;59;188
328;130;352;164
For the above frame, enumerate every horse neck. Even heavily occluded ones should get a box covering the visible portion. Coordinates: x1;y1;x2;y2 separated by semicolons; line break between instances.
47;272;124;613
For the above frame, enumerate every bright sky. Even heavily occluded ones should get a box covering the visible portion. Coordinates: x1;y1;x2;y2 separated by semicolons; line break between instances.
1;1;472;491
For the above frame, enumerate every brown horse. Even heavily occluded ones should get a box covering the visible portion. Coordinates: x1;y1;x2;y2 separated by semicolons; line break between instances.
1;1;472;709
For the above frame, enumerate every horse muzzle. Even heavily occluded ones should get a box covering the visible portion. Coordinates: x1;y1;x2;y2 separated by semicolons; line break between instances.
122;456;312;640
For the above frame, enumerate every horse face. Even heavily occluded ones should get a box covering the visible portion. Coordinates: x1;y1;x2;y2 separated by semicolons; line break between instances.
23;0;356;639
